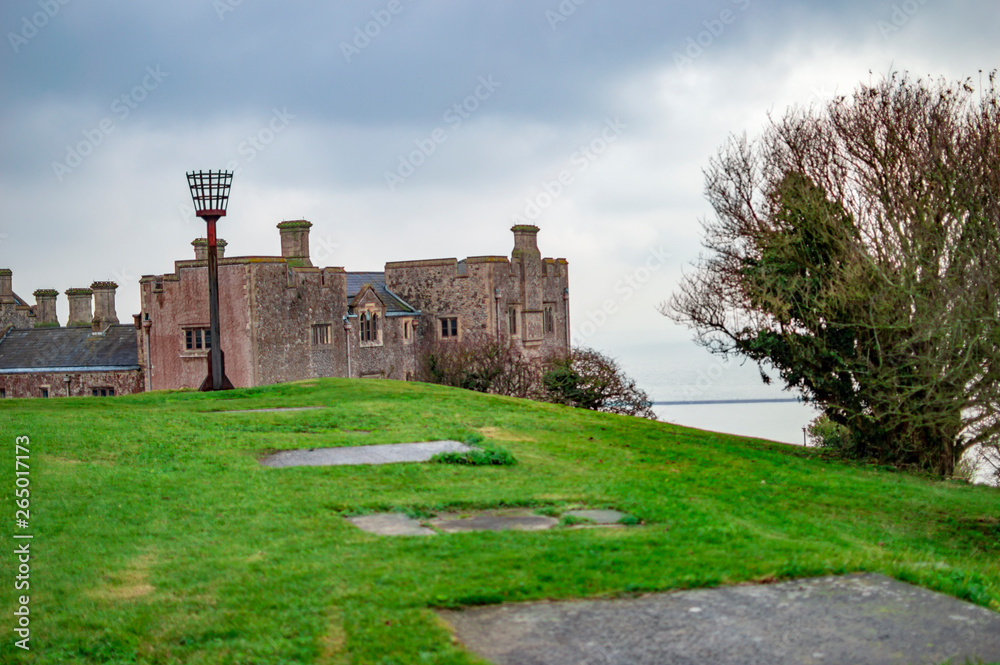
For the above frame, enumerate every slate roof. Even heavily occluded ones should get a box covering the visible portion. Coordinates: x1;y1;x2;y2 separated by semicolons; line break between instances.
346;272;418;315
12;292;28;307
0;325;139;373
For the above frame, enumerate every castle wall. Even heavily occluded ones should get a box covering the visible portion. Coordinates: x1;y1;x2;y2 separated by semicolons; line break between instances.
347;287;418;380
0;304;33;331
0;369;143;398
385;231;570;360
140;259;255;390
250;263;349;385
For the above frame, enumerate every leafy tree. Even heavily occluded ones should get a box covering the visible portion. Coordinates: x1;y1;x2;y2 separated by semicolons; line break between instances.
419;338;656;419
664;72;1000;477
542;348;656;419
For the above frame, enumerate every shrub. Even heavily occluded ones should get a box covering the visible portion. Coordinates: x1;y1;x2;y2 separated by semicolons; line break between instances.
542;348;656;419
806;415;852;454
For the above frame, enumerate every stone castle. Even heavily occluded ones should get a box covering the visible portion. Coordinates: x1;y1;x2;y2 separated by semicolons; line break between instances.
0;224;569;397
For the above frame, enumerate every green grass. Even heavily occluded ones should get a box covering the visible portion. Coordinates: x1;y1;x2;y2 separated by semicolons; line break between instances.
2;378;998;664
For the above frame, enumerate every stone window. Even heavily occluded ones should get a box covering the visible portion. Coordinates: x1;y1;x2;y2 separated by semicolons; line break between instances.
312;323;332;346
0;388;5;398
92;387;115;397
544;306;555;334
403;320;411;340
184;328;212;350
40;387;49;398
359;310;381;346
440;317;459;339
508;307;518;335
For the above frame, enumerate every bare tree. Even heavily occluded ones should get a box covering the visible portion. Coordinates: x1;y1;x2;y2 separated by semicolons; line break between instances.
664;72;1000;477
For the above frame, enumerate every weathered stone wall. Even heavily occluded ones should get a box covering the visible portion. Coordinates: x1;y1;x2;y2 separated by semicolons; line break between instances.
385;257;501;347
140;258;255;390
250;263;349;385
0;304;33;331
384;226;570;360
347;287;418;380
139;224;568;391
0;369;143;398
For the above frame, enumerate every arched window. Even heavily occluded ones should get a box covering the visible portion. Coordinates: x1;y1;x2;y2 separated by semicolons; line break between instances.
359;310;381;345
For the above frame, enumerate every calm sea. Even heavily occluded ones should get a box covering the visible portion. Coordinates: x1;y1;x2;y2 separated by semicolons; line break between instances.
609;340;996;486
611;340;819;445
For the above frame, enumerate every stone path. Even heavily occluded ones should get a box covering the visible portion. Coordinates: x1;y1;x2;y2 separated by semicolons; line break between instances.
259;440;472;468
346;513;436;536
346;508;627;536
439;573;1000;665
428;511;559;533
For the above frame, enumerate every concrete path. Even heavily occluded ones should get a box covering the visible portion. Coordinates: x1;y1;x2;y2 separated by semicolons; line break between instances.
346;513;436;536
428;510;559;533
440;574;1000;665
345;509;627;536
259;440;472;468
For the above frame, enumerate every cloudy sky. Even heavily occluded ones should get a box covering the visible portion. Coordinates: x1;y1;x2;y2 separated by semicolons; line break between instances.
2;0;998;371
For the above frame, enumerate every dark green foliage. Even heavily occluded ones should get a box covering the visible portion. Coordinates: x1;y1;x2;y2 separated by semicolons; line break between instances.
420;337;656;419
667;72;1000;477
431;442;518;466
542;348;656;419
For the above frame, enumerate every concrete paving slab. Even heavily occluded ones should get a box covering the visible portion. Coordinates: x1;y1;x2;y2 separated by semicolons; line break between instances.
429;510;559;533
259;440;473;467
440;573;1000;665
564;509;625;524
346;513;436;536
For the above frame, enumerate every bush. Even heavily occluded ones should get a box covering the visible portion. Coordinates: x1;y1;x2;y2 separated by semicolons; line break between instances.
418;337;656;419
806;415;852;454
542;348;656;419
418;337;539;398
431;442;517;466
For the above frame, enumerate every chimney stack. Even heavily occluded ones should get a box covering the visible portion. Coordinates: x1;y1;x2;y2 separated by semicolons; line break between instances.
277;220;312;267
511;224;541;257
90;281;119;325
0;269;13;305
65;287;93;327
192;238;227;261
32;289;59;327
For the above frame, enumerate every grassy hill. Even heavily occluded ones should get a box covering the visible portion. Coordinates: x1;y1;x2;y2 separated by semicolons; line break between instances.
2;378;999;664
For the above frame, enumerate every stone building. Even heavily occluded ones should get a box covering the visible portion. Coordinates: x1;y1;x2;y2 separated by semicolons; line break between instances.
0;274;143;398
138;223;569;390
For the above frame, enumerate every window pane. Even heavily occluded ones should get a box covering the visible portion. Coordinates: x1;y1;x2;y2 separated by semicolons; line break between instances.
186;330;193;349
204;330;212;349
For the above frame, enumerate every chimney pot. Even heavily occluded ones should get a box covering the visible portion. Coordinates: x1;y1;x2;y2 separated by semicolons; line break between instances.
0;268;13;305
192;238;227;261
511;224;541;257
277;220;313;267
90;281;119;325
65;287;93;327
32;289;59;327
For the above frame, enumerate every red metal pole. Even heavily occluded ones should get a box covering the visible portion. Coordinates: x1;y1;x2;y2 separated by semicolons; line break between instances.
205;216;224;391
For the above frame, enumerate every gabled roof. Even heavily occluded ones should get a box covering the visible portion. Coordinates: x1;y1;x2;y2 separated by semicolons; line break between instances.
12;292;28;307
346;272;418;315
0;325;139;373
